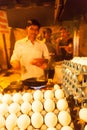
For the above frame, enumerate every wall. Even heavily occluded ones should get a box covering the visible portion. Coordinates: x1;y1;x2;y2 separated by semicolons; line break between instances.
79;15;87;56
0;28;26;70
0;30;10;70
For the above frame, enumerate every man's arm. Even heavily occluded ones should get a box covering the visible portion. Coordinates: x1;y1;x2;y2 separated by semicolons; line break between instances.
30;58;48;69
10;60;20;70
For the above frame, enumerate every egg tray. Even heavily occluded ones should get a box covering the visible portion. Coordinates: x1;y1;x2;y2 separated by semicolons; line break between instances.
1;84;87;129
62;60;87;103
0;86;75;130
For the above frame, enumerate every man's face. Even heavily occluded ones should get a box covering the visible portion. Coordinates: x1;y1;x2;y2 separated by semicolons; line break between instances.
45;32;51;39
60;29;67;38
27;25;39;40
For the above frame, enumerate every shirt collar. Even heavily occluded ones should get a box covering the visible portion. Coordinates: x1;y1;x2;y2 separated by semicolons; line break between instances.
25;36;39;44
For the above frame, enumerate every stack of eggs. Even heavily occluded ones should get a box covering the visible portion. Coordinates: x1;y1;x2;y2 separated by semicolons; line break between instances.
0;84;74;130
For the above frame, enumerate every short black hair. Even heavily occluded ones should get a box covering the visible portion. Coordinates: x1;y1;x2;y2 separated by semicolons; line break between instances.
26;19;41;29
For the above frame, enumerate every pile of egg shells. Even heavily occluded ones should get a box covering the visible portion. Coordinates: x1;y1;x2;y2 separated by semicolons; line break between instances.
0;84;74;130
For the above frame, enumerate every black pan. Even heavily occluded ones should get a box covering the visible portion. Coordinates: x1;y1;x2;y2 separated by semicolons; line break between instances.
22;77;48;87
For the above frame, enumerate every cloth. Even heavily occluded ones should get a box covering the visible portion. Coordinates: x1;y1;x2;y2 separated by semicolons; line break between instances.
10;37;50;80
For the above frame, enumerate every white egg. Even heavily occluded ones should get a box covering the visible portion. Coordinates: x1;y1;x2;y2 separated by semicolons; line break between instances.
31;112;43;128
54;84;60;90
47;128;57;130
41;124;47;130
22;93;32;102
84;125;87;130
58;110;71;126
0;115;5;128
61;126;73;130
8;102;20;114
55;89;64;99
12;93;22;104
32;100;43;112
44;99;55;112
2;94;12;104
27;125;33;130
79;108;87;122
44;90;54;99
17;114;30;129
21;102;31;114
0;127;6;130
6;113;17;130
57;98;68;111
33;90;43;101
45;112;57;127
0;103;8;116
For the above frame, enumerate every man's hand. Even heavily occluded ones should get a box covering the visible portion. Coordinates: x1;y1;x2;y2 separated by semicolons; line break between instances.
31;58;48;69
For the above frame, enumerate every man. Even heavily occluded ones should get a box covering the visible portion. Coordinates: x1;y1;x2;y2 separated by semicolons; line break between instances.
56;27;73;61
10;19;50;80
43;27;57;79
44;28;57;62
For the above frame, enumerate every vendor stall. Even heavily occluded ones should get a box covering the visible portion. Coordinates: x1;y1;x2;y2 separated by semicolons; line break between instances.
0;57;87;130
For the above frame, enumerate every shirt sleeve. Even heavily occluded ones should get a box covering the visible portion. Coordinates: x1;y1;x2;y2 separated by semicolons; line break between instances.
10;41;21;62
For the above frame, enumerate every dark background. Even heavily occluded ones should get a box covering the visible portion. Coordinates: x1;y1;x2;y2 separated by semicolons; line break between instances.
0;0;87;28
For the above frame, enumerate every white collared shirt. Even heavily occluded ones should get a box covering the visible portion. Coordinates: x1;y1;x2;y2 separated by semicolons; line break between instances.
10;37;50;80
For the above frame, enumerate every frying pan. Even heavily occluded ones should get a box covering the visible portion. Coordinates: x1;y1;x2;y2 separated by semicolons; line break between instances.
22;77;48;87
